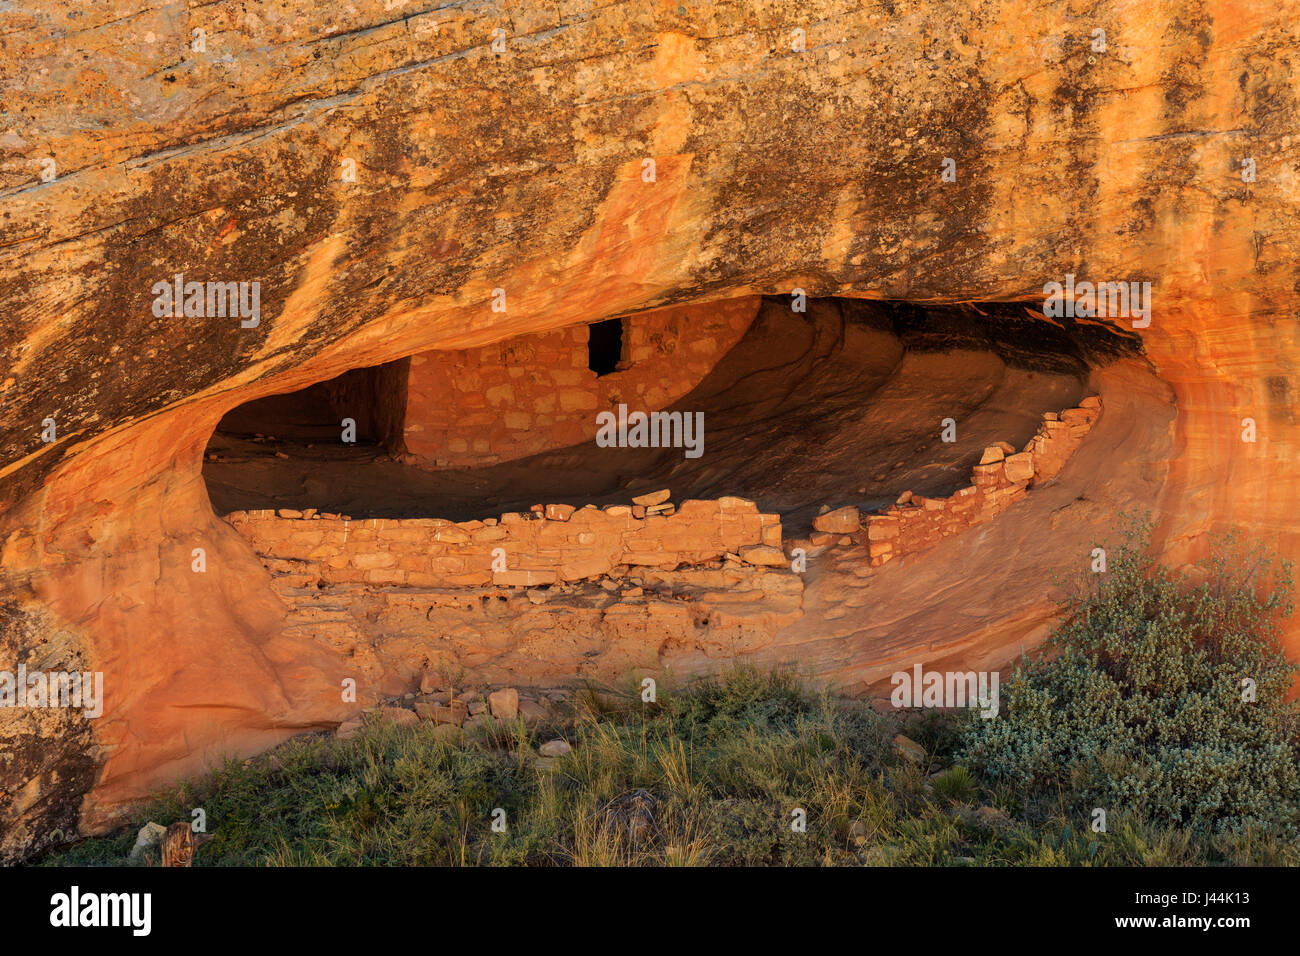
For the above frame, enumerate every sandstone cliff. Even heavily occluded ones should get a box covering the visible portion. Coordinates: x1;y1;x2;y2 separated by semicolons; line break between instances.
1;0;1297;860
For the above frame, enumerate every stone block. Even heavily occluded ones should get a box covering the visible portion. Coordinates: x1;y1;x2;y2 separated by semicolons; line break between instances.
867;517;899;540
1003;452;1035;483
813;506;861;534
738;544;785;567
632;489;671;506
489;688;519;719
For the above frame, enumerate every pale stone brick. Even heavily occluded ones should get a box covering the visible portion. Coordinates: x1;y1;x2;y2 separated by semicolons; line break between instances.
1003;452;1035;483
813;506;860;533
739;545;785;567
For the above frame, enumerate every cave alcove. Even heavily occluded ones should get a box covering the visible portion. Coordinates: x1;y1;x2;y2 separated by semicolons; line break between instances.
202;296;1144;533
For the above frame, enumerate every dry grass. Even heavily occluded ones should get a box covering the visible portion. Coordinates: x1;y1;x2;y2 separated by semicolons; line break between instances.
41;666;1300;867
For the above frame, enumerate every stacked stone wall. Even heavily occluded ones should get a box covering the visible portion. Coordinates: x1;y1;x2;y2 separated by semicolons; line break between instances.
402;298;758;467
228;495;783;589
857;397;1101;566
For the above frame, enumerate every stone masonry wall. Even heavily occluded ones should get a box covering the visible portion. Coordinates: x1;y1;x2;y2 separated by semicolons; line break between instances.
227;494;784;590
401;297;759;468
857;397;1102;567
220;401;1098;697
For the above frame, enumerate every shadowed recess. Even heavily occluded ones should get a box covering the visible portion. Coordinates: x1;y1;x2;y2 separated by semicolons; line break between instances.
202;296;1143;534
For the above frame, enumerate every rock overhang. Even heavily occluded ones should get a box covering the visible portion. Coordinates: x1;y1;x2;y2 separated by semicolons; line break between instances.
1;0;1297;859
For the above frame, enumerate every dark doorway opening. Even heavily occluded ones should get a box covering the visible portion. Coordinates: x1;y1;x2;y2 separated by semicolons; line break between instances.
587;318;623;376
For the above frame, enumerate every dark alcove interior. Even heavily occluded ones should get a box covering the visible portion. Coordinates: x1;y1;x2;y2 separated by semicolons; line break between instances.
203;297;1144;534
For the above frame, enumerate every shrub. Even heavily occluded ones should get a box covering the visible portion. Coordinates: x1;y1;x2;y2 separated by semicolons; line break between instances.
960;519;1300;836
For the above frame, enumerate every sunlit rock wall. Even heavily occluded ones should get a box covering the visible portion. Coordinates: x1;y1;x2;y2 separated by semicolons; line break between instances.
1;0;1297;857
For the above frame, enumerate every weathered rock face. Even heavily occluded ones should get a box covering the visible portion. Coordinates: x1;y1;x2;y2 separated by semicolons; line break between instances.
2;0;1299;859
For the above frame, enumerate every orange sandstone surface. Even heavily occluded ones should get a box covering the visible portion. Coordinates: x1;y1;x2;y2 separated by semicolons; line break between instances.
0;0;1297;859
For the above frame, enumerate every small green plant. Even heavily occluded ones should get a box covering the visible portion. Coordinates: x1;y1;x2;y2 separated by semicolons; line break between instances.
931;766;977;803
961;518;1300;837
